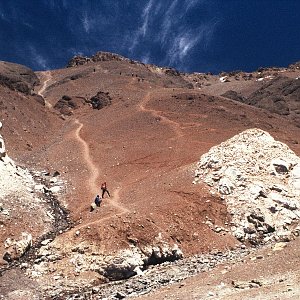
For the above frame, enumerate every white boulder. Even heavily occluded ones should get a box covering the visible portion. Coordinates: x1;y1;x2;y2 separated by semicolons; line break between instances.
194;128;300;244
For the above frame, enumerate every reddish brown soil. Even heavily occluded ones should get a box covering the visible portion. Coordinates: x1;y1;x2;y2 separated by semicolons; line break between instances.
2;61;300;255
1;59;300;298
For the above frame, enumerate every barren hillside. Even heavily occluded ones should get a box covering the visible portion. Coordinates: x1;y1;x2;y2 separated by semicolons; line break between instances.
0;53;300;299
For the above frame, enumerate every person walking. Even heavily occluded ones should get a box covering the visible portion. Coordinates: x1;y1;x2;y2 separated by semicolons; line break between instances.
100;181;110;198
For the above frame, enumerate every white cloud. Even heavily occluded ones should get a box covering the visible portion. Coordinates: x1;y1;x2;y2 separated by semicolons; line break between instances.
141;0;154;36
36;55;48;70
129;0;155;53
165;0;179;16
28;45;49;70
123;1;220;69
184;0;203;12
82;12;91;33
167;31;200;63
164;18;219;68
141;53;151;64
23;21;33;29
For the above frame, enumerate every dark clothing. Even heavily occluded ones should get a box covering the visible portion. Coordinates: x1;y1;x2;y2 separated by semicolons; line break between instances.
95;195;102;207
101;188;110;198
101;182;110;198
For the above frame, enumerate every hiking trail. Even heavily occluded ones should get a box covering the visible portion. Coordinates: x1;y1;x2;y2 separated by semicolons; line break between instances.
74;119;99;195
139;91;183;138
38;71;52;108
73;119;129;229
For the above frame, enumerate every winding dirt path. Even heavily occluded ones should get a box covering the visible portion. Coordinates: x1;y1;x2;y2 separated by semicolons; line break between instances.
74;119;99;195
139;91;183;138
73;119;129;229
37;71;52;108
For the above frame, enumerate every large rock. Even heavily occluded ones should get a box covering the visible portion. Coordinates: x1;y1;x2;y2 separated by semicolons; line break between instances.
3;232;32;261
89;91;112;110
0;61;39;94
194;128;300;244
53;95;85;115
101;243;182;280
61;240;183;282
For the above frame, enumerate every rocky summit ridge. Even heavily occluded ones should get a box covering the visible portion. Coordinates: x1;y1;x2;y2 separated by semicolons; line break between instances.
194;128;300;245
67;51;132;67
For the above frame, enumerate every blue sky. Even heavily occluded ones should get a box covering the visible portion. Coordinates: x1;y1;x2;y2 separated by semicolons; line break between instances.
0;1;299;73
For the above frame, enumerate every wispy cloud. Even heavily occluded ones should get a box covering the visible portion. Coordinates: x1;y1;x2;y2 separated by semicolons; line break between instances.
184;0;203;12
81;11;91;33
167;31;200;63
141;53;151;64
124;1;220;70
129;0;155;52
28;45;49;70
159;0;179;44
141;0;154;36
165;20;219;68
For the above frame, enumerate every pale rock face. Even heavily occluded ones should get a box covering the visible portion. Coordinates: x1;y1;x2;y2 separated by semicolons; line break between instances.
194;128;300;244
4;232;32;260
49;186;61;193
0;121;6;158
289;165;300;191
1;122;54;262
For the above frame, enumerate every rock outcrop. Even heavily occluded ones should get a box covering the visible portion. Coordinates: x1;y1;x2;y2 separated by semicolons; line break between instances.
246;76;300;117
89;91;112;110
3;232;32;262
221;76;300;125
221;90;247;103
101;243;183;280
67;51;130;67
0;122;57;264
30;237;183;283
194;128;300;245
54;95;87;115
0;61;39;94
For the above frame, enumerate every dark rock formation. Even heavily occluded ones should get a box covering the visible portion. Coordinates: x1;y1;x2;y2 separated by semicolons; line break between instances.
288;61;300;70
89;91;112;110
0;61;39;94
222;76;300;124
164;68;181;77
221;90;247;103
54;95;82;115
66;56;92;67
246;76;299;117
67;51;130;67
91;51;128;62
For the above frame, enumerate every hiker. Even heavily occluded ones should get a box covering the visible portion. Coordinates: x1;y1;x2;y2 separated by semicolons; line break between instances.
95;195;102;207
100;181;110;198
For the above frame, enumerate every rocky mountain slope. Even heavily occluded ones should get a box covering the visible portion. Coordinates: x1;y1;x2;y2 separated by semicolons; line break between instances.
0;61;39;94
0;52;300;299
